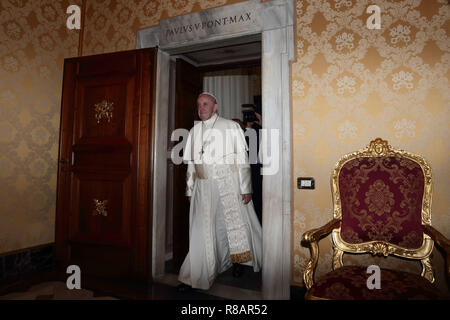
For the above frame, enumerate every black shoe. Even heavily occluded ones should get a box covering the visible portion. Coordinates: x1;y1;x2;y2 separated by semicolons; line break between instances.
176;283;192;292
232;263;244;278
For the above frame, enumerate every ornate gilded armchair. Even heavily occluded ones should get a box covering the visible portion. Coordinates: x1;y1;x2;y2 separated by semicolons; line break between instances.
301;138;450;300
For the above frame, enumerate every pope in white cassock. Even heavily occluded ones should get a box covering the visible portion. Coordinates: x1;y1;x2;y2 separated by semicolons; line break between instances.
177;92;262;291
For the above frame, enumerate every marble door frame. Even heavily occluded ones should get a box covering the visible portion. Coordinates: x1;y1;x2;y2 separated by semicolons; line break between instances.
137;0;294;300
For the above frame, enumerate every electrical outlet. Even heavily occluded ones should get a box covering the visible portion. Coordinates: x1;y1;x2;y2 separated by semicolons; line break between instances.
297;177;315;190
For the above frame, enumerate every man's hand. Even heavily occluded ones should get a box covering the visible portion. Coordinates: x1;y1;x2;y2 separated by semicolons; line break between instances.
187;196;191;203
255;112;262;126
242;194;252;204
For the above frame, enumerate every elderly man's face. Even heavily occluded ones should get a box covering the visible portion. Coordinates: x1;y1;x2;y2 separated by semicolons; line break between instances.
197;94;218;121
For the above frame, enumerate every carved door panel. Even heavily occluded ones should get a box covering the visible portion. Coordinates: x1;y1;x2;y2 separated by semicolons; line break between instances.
55;49;156;281
172;58;203;269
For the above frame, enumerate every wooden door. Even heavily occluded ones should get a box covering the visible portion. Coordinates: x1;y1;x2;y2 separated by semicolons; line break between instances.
55;49;156;282
172;59;202;269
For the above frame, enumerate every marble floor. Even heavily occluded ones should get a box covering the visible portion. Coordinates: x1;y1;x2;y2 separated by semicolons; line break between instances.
0;281;118;300
160;260;263;300
0;262;266;300
0;278;229;300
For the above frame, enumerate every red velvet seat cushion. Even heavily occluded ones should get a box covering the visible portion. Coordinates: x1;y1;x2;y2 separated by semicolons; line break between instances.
309;266;449;300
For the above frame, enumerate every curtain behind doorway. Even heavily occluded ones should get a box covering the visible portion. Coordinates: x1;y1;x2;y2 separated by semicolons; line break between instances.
203;68;260;121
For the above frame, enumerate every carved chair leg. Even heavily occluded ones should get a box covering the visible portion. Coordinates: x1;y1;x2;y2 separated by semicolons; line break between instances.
303;241;319;290
421;257;435;283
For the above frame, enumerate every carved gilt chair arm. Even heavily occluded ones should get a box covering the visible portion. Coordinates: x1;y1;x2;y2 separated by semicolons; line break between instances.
301;219;341;290
422;224;450;282
302;219;341;244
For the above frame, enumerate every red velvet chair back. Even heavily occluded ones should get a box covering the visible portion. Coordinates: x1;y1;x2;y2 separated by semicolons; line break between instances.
329;139;435;283
338;156;425;249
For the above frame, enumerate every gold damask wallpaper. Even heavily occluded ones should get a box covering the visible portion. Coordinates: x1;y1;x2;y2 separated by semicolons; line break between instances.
0;0;249;254
1;0;448;292
0;0;260;252
82;0;248;55
291;0;449;291
0;0;82;253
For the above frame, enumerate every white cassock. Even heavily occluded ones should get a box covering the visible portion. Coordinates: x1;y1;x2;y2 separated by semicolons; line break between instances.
178;113;262;290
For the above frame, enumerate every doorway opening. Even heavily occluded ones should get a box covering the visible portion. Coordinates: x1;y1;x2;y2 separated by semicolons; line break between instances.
143;0;294;299
162;39;263;299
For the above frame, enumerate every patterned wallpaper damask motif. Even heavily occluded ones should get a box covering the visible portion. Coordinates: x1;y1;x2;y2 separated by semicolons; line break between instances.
0;0;254;253
1;0;448;293
0;0;81;253
82;0;247;55
0;0;253;253
291;0;449;291
0;0;250;254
